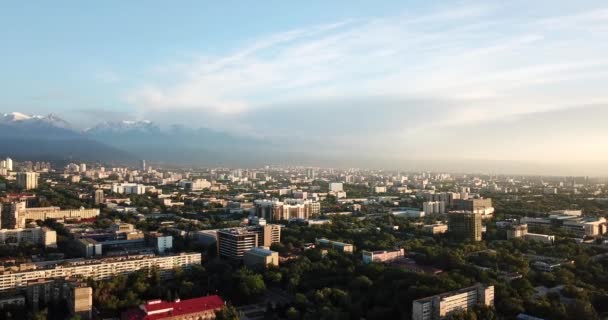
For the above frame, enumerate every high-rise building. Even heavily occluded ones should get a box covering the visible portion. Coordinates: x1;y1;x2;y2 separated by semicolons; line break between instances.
79;163;87;172
254;199;320;221
16;172;39;190
305;168;316;180
1;201;26;229
217;225;281;260
423;201;446;214
5;158;13;171
67;284;93;320
94;189;104;205
254;224;281;247
217;228;258;260
448;211;482;241
453;198;494;216
140;159;146;172
412;284;494;320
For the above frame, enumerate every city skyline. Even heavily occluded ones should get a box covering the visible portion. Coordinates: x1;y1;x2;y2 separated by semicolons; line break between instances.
1;1;608;174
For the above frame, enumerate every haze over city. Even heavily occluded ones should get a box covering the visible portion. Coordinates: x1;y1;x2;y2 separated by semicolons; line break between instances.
1;1;608;175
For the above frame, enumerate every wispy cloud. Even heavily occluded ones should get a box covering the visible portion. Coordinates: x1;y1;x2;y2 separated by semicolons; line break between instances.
126;3;608;139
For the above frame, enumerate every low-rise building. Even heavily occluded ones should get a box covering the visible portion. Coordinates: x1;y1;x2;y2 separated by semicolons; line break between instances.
244;247;279;269
122;295;224;320
77;238;103;257
0;227;57;247
521;216;607;237
524;233;555;244
423;224;448;235
0;253;201;292
412;284;494;320
362;248;405;264
20;206;100;222
316;238;354;253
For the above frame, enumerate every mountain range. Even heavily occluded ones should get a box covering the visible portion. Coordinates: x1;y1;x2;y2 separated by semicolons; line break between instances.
0;112;270;166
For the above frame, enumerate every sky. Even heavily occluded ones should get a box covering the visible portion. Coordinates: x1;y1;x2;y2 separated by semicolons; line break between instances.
1;1;608;174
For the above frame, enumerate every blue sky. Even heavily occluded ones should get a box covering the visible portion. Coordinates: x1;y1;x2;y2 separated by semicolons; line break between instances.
2;1;608;173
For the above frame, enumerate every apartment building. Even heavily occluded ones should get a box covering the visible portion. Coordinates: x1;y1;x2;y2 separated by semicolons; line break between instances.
0;253;201;292
19;206;100;222
254;198;320;221
453;198;495;217
0;227;56;247
412;284;494;320
16;172;39;190
423;201;446;214
448;211;483;241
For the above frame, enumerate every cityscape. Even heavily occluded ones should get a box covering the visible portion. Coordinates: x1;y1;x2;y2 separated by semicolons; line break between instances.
0;161;605;319
2;1;608;320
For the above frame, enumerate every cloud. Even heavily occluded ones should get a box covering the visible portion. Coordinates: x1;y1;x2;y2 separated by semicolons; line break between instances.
125;3;608;141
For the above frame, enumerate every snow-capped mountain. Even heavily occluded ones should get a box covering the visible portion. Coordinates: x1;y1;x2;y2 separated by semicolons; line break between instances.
1;112;37;122
0;111;135;163
0;112;73;129
0;111;268;165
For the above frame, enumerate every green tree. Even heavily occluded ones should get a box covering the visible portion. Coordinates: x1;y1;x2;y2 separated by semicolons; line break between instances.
233;268;266;304
566;299;599;320
215;305;240;320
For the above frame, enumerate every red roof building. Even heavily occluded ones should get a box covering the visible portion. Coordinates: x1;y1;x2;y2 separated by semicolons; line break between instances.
121;295;224;320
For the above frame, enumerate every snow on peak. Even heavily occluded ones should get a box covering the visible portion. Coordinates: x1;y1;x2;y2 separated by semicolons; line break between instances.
3;112;33;121
1;112;72;129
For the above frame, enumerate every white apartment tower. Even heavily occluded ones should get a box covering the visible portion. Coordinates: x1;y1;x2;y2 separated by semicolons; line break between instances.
16;172;39;190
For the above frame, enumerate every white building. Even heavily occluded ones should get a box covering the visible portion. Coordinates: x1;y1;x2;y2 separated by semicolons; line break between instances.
412;284;494;320
374;186;387;193
179;179;211;191
0;227;57;247
16;172;39;190
147;233;173;254
4;158;13;171
0;253;201;292
423;201;446;214
329;183;344;192
423;224;449;234
524;233;555;244
111;183;146;195
20;207;100;223
362;248;405;264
